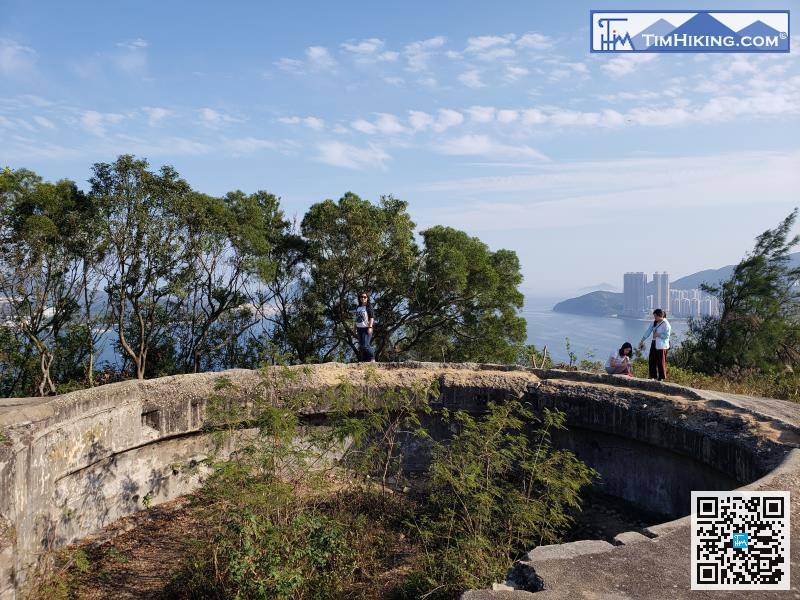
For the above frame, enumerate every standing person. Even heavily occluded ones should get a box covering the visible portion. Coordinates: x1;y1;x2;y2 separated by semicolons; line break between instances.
638;309;671;381
353;291;375;362
605;342;634;376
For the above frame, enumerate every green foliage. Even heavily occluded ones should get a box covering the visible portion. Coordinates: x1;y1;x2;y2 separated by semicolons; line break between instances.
631;357;800;401
410;228;526;363
296;193;527;363
0;161;528;394
0;169;93;395
169;369;594;599
516;344;553;369
680;209;800;376
22;547;91;600
402;402;596;598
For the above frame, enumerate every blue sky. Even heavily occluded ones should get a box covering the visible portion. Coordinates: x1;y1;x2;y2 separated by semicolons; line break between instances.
1;0;799;296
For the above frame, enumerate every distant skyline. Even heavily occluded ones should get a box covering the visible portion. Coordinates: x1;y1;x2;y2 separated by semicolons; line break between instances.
1;0;799;295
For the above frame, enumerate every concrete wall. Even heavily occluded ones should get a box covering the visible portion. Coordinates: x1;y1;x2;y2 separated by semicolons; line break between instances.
0;363;794;599
551;427;739;518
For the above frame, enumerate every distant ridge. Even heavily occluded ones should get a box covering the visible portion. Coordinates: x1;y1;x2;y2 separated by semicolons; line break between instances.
577;282;619;293
553;291;623;317
553;252;800;316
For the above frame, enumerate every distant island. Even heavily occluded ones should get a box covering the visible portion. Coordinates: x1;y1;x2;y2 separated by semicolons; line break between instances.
553;252;800;317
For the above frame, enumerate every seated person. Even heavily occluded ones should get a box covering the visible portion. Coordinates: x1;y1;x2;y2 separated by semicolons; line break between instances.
605;342;633;376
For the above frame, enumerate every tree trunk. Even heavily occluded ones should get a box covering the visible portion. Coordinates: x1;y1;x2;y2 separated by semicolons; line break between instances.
83;264;95;387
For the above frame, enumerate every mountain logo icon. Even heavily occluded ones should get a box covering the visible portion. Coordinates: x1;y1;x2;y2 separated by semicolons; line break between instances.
591;10;790;54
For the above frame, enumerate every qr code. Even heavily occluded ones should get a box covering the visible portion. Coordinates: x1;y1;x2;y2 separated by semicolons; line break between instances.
691;491;790;590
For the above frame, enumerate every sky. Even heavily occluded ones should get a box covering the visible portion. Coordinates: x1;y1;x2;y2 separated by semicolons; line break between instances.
1;0;799;297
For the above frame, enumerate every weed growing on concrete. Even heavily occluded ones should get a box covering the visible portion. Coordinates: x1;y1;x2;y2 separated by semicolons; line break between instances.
151;368;597;598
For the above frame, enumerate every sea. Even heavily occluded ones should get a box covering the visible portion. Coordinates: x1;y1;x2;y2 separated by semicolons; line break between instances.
92;296;690;367
522;296;690;365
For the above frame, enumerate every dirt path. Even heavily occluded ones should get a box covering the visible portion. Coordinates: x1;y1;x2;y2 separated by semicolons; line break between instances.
71;497;198;600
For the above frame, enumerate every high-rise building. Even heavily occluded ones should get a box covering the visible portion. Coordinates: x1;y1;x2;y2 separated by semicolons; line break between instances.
623;272;648;317
653;272;670;313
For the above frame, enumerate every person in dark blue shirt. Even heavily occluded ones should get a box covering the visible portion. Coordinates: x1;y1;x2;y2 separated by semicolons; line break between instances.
353;291;375;362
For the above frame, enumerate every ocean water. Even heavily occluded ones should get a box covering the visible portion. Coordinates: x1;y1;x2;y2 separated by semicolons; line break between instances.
522;296;690;364
93;297;690;368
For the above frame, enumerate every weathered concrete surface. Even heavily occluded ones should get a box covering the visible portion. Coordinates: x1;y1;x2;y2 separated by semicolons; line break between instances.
0;362;539;598
488;449;800;600
0;363;798;599
468;370;800;600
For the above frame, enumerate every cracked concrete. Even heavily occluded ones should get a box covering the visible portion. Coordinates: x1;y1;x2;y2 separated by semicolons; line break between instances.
0;363;798;599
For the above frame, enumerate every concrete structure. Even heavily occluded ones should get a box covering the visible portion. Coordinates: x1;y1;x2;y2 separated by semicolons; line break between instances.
0;363;798;599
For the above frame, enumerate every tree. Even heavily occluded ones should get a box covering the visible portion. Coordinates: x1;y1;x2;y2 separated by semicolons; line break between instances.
0;169;89;395
175;190;285;372
400;227;526;363
90;155;190;380
298;193;527;363
682;209;800;374
300;193;419;361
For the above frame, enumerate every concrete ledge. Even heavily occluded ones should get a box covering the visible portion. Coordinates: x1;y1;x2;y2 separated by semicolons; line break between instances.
1;362;798;599
526;539;615;562
613;531;651;546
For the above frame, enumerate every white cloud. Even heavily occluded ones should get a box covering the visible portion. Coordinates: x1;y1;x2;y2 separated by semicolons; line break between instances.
517;33;553;50
600;54;657;77
1;136;80;160
417;76;438;88
199;107;241;127
504;65;529;82
433;109;464;132
465;34;516;61
458;69;484;88
417;151;800;231
277;46;338;74
340;38;398;63
404;36;446;71
351;119;376;134
80;110;124;136
275;57;304;73
383;76;404;86
303;116;325;130
279;115;325;130
409;110;434;131
306;46;337;70
112;38;149;74
116;38;148;50
405;108;463;133
436;134;548;161
142;106;171;126
466;106;496;123
497;109;519;123
32;115;55;129
224;137;276;155
351;113;407;135
0;39;36;74
316;141;391;170
521;109;546;125
113;134;212;157
341;38;384;55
